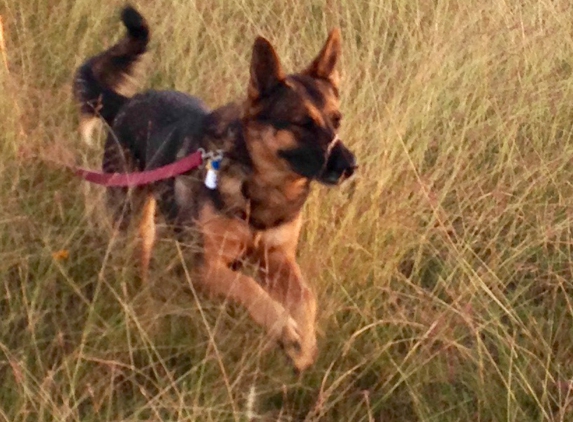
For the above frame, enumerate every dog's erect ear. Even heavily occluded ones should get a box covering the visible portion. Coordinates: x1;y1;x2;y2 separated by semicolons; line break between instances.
248;37;285;100
304;28;341;86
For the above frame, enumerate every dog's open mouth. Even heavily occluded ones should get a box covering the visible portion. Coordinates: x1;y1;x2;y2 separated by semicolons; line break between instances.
279;138;357;185
317;139;357;185
318;165;357;185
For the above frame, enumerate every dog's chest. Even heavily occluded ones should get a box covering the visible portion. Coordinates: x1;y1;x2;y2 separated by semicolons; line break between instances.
172;156;309;231
243;179;310;230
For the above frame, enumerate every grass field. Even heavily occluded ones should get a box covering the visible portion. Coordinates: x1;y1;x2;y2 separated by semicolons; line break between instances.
2;0;573;420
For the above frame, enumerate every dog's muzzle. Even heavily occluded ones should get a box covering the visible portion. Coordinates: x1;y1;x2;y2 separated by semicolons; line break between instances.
317;136;357;185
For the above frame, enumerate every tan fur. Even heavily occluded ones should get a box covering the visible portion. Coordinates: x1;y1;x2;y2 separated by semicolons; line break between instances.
139;194;156;284
79;115;99;146
190;203;317;369
254;216;318;368
246;126;297;178
197;203;304;360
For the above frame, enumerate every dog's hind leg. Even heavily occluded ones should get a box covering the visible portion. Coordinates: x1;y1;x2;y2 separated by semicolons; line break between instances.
134;193;164;335
139;193;157;285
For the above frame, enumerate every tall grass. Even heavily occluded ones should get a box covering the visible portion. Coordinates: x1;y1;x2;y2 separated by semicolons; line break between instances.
2;0;573;420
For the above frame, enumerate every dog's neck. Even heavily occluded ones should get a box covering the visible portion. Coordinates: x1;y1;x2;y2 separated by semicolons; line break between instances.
204;105;311;230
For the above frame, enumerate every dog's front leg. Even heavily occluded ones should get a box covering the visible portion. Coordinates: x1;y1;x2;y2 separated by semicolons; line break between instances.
200;260;303;363
258;251;318;372
198;205;304;368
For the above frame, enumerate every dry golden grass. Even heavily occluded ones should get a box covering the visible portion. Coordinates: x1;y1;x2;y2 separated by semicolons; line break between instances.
2;0;573;420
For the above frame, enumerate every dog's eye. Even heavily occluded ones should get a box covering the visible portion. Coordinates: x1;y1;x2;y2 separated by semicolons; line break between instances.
293;116;315;130
331;112;342;129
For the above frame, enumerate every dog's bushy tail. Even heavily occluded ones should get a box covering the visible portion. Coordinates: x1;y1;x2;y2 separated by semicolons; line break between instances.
73;6;149;145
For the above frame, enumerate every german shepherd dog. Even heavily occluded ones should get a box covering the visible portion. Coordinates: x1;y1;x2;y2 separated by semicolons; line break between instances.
73;6;356;372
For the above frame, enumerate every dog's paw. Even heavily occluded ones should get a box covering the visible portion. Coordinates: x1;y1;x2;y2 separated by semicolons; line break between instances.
279;316;302;354
292;341;318;374
278;317;318;373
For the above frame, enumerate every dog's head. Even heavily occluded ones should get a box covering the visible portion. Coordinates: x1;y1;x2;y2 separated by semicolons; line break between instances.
243;30;356;186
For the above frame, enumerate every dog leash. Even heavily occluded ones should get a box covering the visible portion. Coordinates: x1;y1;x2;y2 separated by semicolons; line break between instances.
74;148;222;188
